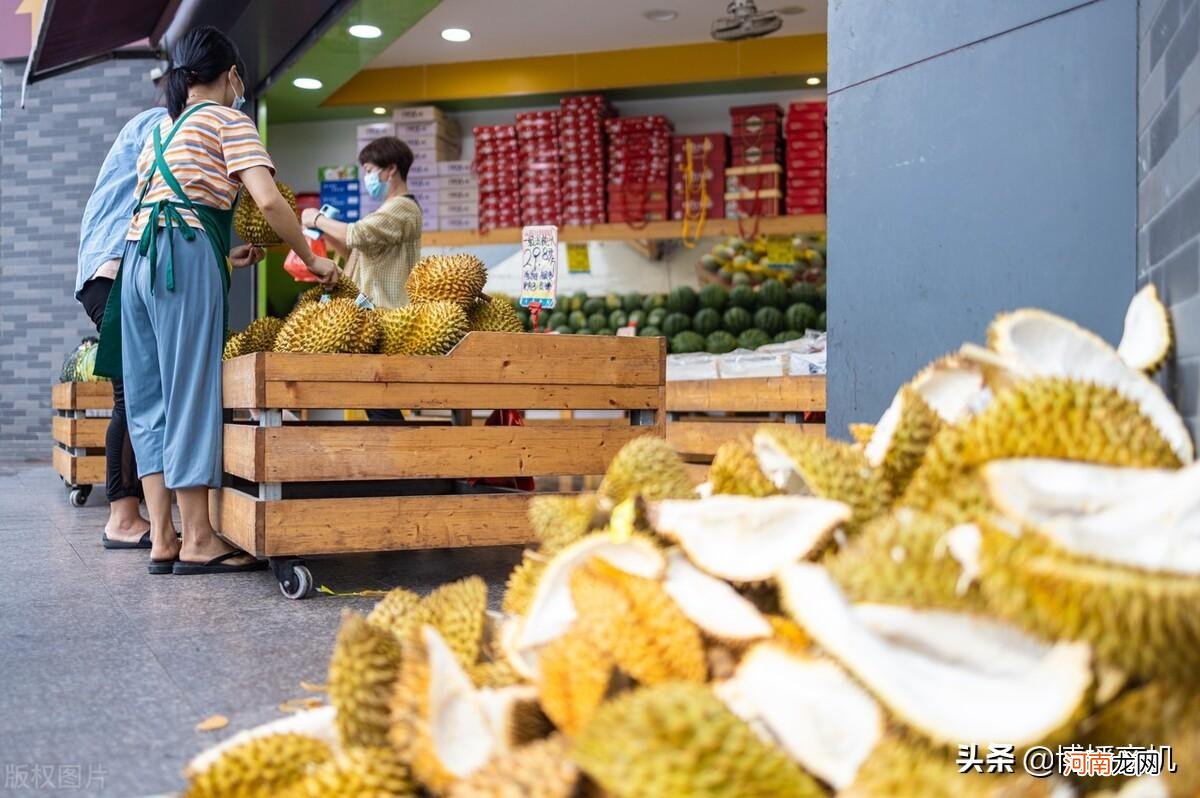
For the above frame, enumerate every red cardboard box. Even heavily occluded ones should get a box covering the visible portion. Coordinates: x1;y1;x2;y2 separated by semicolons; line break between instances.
473;125;518;142
730;104;782;136
786;117;827;135
605;116;672;135
786;127;827;143
672;133;728;160
787;138;828;156
725;195;782;218
787;101;827;122
787;202;826;215
786;167;827;183
731;142;785;166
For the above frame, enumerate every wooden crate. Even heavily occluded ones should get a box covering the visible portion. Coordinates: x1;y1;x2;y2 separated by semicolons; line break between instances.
51;381;113;505
212;332;666;595
666;375;826;477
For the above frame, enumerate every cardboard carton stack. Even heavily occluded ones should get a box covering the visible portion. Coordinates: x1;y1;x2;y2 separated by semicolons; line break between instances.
433;161;479;231
671;133;727;222
785;100;827;215
516;110;562;227
473;124;521;231
391;107;461;230
606;115;673;224
726;104;784;219
559;95;613;226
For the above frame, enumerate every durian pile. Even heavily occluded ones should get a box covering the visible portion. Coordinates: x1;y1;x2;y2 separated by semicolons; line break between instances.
233;181;298;247
221;253;524;360
189;284;1200;798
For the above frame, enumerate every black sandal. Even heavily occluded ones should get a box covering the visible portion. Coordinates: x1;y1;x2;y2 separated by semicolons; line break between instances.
148;558;176;575
103;530;152;550
172;551;267;575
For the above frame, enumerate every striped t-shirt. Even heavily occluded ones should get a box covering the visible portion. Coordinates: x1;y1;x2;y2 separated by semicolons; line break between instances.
127;104;274;240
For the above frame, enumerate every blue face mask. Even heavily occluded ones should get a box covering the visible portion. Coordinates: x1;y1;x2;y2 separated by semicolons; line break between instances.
230;72;246;112
364;169;387;199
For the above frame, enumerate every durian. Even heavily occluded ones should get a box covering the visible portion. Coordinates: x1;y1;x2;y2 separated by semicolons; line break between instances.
849;423;875;445
274;298;377;354
234;181;296;246
186;707;337;778
376;305;421;355
410;576;489;670
287;746;416;797
661;549;772;643
527;494;599;554
535;626;620;736
407;253;488;307
407;300;470;356
447;735;585;798
367;587;423;638
468;658;524;689
1118;284;1173;374
708;440;778;497
223;316;285;360
864;386;942;500
778;563;1094;749
467;295;524;333
598;436;695;506
651;495;849;583
754;427;890;529
572;683;824;798
295;276;361;308
328;612;403;748
184;733;332;798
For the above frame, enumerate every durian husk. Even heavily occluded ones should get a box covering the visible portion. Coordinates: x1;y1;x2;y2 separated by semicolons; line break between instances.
572;683;825;798
285;746;416;798
447;735;588;798
410;576;489;671
274;298;377;354
234;181;296;246
849;423;876;446
535;626;621;736
501;551;546;617
865;386;943;501
598;436;695;507
184;733;333;798
407;253;488;307
469;658;525;689
467;295;524;333
328;612;404;749
224;316;285;361
367;587;422;638
708;440;779;498
527;494;600;555
1117;284;1173;375
295;276;361;308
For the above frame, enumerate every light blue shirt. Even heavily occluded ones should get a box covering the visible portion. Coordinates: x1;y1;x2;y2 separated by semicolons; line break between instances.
75;107;170;298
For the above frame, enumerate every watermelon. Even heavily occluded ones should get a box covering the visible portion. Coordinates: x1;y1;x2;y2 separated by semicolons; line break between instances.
666;285;698;314
598;328;615;336
712;244;737;263
753;306;785;335
817;311;827;331
705;331;738;354
737;329;772;351
628;310;647;328
547;311;568;330
583;297;606;316
662;312;692;337
789;282;822;307
575;328;596;335
692;308;721;336
609;310;629;329
698;284;728;311
569;291;588;311
587;312;609;332
731;271;751;287
814;283;827;312
642;294;667;312
647;308;668;327
670;331;706;354
729;285;756;310
774;330;803;343
605;294;622;311
786;303;819;332
639;325;663;338
700;254;722;273
557;326;575;335
757;279;788;309
569;310;588;329
722;306;752;335
622;292;643;313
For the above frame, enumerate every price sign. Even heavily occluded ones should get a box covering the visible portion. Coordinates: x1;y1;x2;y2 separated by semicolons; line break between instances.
567;243;591;274
519;225;559;309
765;235;794;266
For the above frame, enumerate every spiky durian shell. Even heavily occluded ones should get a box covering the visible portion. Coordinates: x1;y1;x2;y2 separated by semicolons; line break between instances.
849;423;875;445
902;378;1183;518
536;626;620;736
824;509;986;612
409;300;470;356
234;181;296;246
223;331;247;361
709;440;778;498
977;526;1200;683
225;316;286;360
367;587;422;638
572;683;824;798
447;735;585;798
409;576;488;670
598;436;695;506
295;277;361;309
286;746;416;798
328;612;404;748
501;551;546;616
274;298;375;354
871;387;942;501
527;494;600;554
407;253;488;307
184;733;332;798
570;559;707;685
765;614;812;654
376;305;421;355
469;659;524;689
467;296;524;333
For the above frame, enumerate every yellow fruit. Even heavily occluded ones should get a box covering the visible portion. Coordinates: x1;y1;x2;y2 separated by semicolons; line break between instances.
295;277;361;308
410;301;470;356
864;386;942;501
501;552;545;616
447;735;583;798
598;436;694;506
328;612;403;748
184;733;332;798
536;626;619;736
234;181;296;246
287;746;416;797
527;494;599;555
708;440;778;497
376;305;421;355
407;253;488;307
410;576;489;670
367;587;422;638
274;298;376;354
467;296;524;333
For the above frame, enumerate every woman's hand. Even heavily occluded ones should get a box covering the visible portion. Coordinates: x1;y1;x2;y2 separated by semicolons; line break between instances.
300;208;321;228
228;244;265;269
307;256;341;287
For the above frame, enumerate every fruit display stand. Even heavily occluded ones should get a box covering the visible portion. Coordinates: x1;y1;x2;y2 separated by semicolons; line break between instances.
51;381;113;506
666;375;825;479
212;332;666;598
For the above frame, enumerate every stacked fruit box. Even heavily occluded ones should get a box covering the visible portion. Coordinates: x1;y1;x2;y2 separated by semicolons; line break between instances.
785;100;828;215
726;104;784;219
473;125;522;231
516;110;562;227
393;109;462;229
432;160;479;232
559;95;613;226
671;134;727;221
606;115;673;224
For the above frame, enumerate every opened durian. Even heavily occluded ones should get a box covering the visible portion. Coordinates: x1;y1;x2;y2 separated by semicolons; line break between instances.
527;493;600;555
447;735;586;798
661;549;772;643
535;625;621;736
234;181;296;246
708;440;778;498
864;385;942;500
1118;284;1172;374
328;612;403;749
274;298;377;354
500;551;546;616
407;253;488;307
467;295;524;333
598;435;695;506
286;746;416;798
184;733;332;798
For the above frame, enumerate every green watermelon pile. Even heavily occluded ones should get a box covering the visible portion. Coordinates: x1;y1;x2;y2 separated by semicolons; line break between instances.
58;338;109;383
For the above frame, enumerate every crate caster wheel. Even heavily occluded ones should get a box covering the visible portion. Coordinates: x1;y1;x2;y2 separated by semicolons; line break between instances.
272;559;313;600
68;486;91;507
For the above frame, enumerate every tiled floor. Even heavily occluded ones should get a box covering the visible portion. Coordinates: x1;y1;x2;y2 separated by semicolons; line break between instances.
0;463;522;797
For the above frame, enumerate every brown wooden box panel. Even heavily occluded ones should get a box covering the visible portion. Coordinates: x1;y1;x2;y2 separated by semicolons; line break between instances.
666;376;825;413
668;418;826;459
212;488;536;557
51;381;114;411
223;423;654;482
52;446;105;485
52;416;108;448
260;382;662;412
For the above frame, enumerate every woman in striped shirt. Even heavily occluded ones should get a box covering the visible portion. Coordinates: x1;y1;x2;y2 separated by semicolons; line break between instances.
96;26;339;575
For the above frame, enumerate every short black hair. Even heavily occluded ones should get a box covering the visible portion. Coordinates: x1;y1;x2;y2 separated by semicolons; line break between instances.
358;136;414;181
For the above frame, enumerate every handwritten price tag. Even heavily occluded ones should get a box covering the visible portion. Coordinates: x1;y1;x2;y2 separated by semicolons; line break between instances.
520;225;559;309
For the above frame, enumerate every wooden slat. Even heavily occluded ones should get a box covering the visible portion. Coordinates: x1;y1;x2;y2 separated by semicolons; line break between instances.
421;215;826;247
222;352;265;409
52;416;108;448
684;462;710;484
51;381;113;410
668;419;825;459
52;446;105;485
213;489;536;557
260;381;661;411
224;424;656;482
667;376;826;413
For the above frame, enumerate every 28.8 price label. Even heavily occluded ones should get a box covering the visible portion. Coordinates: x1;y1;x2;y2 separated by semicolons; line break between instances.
519;225;559;309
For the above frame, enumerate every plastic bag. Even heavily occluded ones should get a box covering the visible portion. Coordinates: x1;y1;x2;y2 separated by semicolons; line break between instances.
283;236;327;282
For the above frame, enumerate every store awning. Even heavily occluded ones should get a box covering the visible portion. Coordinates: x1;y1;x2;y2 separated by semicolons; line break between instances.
22;0;168;85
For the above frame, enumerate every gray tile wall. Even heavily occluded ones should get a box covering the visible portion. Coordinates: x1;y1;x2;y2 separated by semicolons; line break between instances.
0;59;160;462
1139;0;1200;444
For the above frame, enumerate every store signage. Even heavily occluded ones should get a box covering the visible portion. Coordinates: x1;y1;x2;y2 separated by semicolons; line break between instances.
766;235;793;265
520;225;558;309
566;243;591;274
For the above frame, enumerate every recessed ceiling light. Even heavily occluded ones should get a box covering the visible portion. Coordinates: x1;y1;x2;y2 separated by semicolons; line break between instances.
806;76;821;86
643;9;678;21
373;106;388;115
293;77;323;90
441;27;471;42
348;24;382;39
